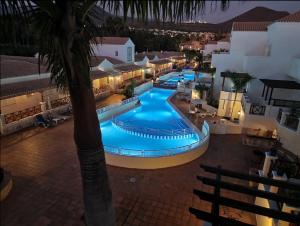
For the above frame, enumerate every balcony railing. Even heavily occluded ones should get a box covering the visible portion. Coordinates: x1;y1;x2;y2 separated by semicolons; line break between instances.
4;105;42;124
284;115;299;131
249;104;266;116
277;108;283;122
272;99;300;108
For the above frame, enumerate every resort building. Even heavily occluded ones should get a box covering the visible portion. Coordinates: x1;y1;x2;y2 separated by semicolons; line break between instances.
135;51;186;76
211;11;300;155
179;40;202;51
91;37;135;63
202;37;230;56
0;55;114;135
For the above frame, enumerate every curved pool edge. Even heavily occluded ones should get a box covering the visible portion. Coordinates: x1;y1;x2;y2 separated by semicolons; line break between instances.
104;134;209;169
104;90;210;169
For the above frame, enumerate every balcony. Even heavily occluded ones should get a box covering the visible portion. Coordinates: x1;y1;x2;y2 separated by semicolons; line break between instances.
277;109;300;132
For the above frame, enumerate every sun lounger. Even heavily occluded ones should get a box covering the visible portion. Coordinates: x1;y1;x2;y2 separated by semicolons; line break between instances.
35;114;51;128
53;114;71;121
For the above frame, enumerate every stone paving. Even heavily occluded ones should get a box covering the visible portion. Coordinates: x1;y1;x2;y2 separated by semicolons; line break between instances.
1;94;258;226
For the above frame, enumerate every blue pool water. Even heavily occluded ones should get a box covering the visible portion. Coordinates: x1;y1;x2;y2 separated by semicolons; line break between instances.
166;71;196;83
99;88;202;157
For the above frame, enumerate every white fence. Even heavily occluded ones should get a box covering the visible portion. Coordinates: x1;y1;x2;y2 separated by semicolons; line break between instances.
97;96;139;122
0;104;70;135
134;81;153;95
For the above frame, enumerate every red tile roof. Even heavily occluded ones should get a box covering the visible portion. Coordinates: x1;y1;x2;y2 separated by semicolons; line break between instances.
1;78;54;99
135;53;157;61
277;10;300;22
90;56;125;67
232;21;271;31
94;37;130;45
90;70;111;80
1;55;49;78
114;64;143;72
149;59;172;65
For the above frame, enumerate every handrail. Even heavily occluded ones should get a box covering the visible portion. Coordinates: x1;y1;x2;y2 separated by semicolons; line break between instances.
112;117;195;137
104;120;210;157
96;96;138;114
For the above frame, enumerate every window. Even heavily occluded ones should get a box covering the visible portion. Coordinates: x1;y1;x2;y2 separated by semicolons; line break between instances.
115;51;118;56
127;47;132;62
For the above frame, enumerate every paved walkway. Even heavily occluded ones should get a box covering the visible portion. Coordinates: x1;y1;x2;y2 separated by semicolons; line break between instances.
1;94;258;226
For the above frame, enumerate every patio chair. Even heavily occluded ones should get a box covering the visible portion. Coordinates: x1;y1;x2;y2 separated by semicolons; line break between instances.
35;114;51;128
49;113;71;124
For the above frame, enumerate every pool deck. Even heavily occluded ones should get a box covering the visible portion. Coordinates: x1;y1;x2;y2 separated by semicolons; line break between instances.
1;93;258;226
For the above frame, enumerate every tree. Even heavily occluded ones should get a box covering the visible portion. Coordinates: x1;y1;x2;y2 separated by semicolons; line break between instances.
123;80;136;99
2;1;230;225
229;72;252;119
195;82;209;99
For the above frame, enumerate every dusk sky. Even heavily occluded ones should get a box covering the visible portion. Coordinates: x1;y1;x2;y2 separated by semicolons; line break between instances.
198;1;300;23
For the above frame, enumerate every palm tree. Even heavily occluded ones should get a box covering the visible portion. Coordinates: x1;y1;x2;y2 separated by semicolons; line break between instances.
193;52;203;82
229;72;252;119
2;1;230;225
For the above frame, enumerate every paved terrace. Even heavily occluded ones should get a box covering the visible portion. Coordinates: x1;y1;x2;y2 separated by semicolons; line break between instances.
1;94;258;226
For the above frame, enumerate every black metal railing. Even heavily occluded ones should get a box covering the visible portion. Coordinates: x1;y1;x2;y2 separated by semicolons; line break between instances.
190;165;300;226
249;104;266;116
285;115;299;131
277;108;283;122
272;99;300;108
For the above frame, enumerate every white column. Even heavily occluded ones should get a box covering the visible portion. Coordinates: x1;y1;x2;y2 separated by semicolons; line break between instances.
47;97;52;110
269;171;287;193
40;102;47;112
297;118;300;133
262;152;278;177
0;114;6;135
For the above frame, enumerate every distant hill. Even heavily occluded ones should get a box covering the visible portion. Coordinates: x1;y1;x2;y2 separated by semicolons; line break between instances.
127;6;290;32
217;7;289;32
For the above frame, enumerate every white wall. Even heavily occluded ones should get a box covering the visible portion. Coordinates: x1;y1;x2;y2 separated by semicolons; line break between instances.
203;44;217;56
211;53;244;97
134;81;153;95
212;24;300;102
1;93;42;114
134;56;149;66
268;22;300;60
277;123;300;156
230;31;268;56
288;58;300;82
97;59;114;71
216;41;230;50
91;39;135;63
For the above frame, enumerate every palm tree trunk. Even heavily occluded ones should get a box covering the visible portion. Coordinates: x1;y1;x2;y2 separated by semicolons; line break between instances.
61;2;115;225
68;77;115;226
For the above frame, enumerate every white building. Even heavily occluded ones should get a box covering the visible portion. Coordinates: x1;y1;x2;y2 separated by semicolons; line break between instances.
91;37;135;64
203;38;230;56
211;11;300;155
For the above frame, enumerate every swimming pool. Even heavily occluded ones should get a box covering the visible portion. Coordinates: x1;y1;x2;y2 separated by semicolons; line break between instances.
99;88;207;158
159;70;208;86
166;71;196;83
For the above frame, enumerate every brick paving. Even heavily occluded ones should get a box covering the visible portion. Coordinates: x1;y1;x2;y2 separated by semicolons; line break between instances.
1;94;258;226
